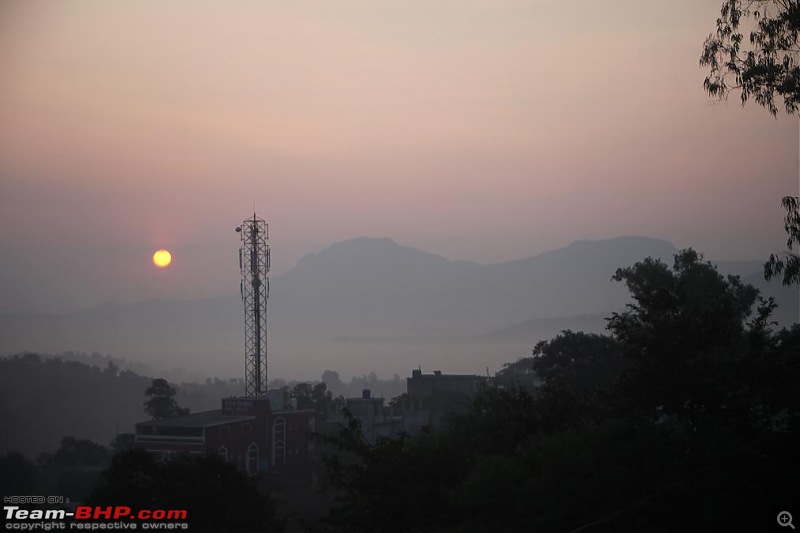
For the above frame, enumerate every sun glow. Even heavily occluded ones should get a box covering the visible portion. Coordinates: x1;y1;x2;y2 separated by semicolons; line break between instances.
152;249;172;268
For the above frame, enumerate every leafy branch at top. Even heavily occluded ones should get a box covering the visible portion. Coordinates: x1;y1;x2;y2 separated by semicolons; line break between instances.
700;0;800;115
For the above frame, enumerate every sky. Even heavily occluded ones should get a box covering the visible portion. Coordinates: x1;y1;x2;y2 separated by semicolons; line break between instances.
0;0;798;314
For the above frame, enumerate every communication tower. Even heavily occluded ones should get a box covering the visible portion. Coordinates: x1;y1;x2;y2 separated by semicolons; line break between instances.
235;213;270;397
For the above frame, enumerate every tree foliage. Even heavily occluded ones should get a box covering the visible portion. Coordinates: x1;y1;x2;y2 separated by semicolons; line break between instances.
0;452;38;496
49;436;110;467
700;0;800;115
313;411;467;533
312;250;799;532
285;381;342;422
143;378;188;420
91;449;284;533
765;195;800;285
608;249;763;422
33;437;112;501
532;330;626;399
0;354;247;458
700;2;800;286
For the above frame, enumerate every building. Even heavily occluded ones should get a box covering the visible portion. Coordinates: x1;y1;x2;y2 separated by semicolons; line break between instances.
406;369;487;399
134;393;314;485
327;389;403;444
403;369;487;433
326;371;488;440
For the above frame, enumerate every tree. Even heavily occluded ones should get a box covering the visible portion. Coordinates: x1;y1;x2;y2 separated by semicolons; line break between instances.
91;449;284;533
387;393;407;417
287;381;339;424
607;249;766;423
50;436;110;467
495;356;539;390
0;452;38;495
143;378;187;420
765;195;800;285
314;411;465;533
701;1;800;285
36;437;111;501
312;249;797;533
701;0;800;115
532;330;627;399
321;370;343;392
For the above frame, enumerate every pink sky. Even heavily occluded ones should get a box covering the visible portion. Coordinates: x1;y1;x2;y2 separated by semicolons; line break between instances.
0;0;797;313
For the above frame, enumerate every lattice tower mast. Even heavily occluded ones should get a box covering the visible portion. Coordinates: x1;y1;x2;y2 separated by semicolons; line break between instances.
236;213;270;397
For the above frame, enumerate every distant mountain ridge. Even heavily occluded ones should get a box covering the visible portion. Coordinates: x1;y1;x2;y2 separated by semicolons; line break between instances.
0;236;795;380
273;235;678;332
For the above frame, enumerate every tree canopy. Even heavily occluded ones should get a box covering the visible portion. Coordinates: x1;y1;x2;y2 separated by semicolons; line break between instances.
765;195;800;285
608;249;763;422
701;0;800;115
143;378;188;420
701;1;800;286
312;250;799;532
91;449;284;533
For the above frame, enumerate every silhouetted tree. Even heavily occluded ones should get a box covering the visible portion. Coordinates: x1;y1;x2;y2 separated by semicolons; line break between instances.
143;378;187;420
314;412;463;533
321;370;343;391
50;436;110;467
533;330;627;398
701;0;800;115
765;195;800;285
701;2;800;286
0;452;37;495
387;393;407;416
0;354;250;457
313;249;798;533
91;449;284;533
608;249;766;424
34;437;111;501
495;356;539;389
288;381;339;425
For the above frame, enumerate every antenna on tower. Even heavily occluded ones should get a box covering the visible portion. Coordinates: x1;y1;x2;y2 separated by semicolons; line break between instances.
236;213;270;397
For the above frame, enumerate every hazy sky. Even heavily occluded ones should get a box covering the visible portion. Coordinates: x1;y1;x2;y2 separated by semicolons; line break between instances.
1;0;797;313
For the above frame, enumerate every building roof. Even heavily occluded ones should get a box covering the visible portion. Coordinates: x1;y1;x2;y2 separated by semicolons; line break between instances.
272;409;316;415
135;409;256;429
409;373;486;381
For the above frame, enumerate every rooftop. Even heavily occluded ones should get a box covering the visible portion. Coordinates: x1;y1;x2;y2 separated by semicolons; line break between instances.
409;370;487;380
135;409;256;429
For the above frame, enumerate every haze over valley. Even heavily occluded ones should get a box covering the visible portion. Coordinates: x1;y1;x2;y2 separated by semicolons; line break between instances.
2;235;795;381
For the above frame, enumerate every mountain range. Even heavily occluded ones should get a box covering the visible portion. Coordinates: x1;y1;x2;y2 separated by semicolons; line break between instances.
0;236;796;381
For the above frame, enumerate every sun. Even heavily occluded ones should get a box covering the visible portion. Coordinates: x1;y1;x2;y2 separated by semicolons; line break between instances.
152;249;172;268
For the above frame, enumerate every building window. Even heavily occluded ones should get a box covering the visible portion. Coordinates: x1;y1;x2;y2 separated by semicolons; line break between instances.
272;417;286;466
218;445;228;462
247;442;259;475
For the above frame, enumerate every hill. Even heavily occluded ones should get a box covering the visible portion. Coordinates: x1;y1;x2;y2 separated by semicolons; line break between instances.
0;236;795;380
